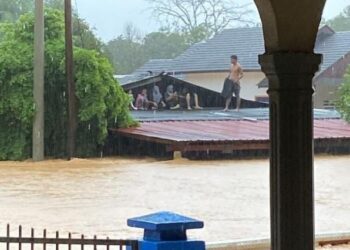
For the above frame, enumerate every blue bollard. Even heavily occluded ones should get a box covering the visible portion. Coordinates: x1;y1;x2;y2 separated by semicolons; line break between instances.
127;211;205;250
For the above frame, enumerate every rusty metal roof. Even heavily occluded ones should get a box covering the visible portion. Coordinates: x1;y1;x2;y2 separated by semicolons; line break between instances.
115;119;350;144
131;108;340;122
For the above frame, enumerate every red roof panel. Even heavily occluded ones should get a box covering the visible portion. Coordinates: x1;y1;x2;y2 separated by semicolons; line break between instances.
116;119;350;143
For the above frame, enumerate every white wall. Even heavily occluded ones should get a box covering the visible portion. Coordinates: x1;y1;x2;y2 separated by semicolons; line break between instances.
184;71;268;101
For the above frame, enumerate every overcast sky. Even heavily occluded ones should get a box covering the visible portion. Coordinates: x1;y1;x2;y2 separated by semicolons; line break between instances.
74;0;349;42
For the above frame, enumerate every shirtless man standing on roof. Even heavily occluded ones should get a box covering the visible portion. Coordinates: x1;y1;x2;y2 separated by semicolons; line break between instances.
222;55;244;111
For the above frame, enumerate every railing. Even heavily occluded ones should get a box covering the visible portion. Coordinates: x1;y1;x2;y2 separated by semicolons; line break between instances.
0;224;139;250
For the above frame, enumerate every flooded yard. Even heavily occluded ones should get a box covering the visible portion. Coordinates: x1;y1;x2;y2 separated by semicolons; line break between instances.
0;156;349;242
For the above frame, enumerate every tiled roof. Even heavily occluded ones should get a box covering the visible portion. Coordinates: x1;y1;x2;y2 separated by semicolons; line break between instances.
171;27;264;72
133;26;350;74
316;31;350;71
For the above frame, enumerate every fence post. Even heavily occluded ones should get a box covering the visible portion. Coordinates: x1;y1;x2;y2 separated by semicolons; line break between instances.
127;211;205;250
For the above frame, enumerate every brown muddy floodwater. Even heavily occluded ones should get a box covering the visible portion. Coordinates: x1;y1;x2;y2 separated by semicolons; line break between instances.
0;156;350;242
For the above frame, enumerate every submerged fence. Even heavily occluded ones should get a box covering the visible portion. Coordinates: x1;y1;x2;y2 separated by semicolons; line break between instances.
0;224;139;250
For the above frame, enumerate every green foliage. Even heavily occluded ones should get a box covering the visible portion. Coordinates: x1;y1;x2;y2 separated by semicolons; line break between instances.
73;15;103;51
45;0;64;10
143;31;188;59
0;0;103;52
74;48;134;156
0;9;134;160
105;35;146;74
0;28;34;160
337;65;350;122
105;27;190;74
0;0;33;22
326;5;350;31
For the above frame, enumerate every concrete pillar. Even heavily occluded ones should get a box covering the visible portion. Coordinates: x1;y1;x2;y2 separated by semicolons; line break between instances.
65;0;77;160
259;53;322;250
128;211;205;250
32;0;45;161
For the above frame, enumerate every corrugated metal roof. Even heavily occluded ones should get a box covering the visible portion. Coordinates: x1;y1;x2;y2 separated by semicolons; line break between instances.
116;119;350;143
130;108;340;122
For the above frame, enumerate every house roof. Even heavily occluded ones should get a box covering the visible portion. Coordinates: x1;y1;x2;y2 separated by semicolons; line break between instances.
116;73;269;109
316;31;350;72
117;74;159;86
257;77;269;88
133;26;350;75
119;74;183;91
129;108;340;122
115;118;349;144
117;73;186;89
133;59;174;75
171;27;265;72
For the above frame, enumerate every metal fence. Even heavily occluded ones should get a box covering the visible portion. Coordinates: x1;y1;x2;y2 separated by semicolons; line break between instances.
0;224;139;250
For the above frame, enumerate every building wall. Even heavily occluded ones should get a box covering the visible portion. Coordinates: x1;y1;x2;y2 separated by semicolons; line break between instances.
320;52;350;78
314;77;343;109
182;64;349;107
313;53;350;108
184;71;267;101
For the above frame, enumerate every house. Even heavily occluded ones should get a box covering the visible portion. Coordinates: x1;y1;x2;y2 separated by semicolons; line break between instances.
131;25;350;108
117;73;268;109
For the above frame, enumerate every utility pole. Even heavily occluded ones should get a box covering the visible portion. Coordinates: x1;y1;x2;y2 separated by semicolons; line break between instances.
33;0;45;161
65;0;77;160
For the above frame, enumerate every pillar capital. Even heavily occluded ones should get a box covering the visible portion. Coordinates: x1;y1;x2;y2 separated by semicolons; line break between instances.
259;53;322;75
259;53;322;91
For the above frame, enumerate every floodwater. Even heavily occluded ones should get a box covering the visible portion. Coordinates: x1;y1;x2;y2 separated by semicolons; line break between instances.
0;156;350;242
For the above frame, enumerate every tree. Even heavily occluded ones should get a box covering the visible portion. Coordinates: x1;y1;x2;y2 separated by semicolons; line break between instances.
0;0;103;52
0;0;66;22
0;0;33;22
73;15;104;51
0;9;134;160
105;35;146;74
326;5;350;31
105;23;146;74
146;0;252;43
45;0;64;10
337;65;350;122
143;31;188;61
105;26;190;74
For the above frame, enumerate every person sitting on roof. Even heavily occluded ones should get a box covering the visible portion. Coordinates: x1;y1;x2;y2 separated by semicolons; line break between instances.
135;89;158;110
164;85;180;110
179;87;203;110
128;90;137;110
152;85;166;109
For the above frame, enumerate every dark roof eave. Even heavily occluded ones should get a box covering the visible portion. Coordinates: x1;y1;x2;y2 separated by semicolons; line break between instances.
122;75;163;90
314;51;350;81
172;68;261;74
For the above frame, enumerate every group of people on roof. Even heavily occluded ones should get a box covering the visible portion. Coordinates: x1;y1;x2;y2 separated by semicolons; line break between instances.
129;85;203;111
128;55;243;111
